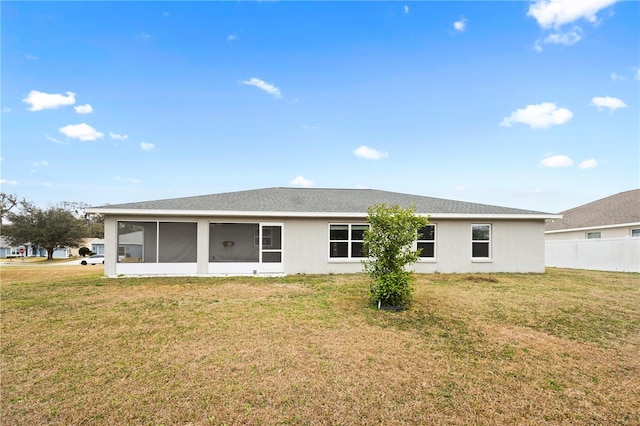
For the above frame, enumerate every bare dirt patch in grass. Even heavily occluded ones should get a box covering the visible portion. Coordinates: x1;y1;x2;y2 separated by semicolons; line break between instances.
1;268;638;424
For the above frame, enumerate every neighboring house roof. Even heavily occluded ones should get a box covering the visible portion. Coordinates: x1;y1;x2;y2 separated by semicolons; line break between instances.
87;187;556;219
118;231;143;245
545;189;640;232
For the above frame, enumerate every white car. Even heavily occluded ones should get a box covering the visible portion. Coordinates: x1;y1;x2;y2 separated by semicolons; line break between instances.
81;254;104;265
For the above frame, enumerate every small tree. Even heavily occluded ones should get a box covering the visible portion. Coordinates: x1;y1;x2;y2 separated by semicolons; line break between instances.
3;201;86;260
79;247;92;257
0;192;22;233
362;204;430;307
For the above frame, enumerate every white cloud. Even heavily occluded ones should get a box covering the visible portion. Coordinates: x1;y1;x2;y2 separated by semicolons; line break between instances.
140;142;155;151
22;90;75;111
26;54;37;60
128;178;140;184
242;77;282;99
453;17;467;32
636;68;640;81
0;179;18;185
74;104;93;114
45;134;66;144
290;176;314;188
109;131;128;140
590;96;627;111
541;154;574;167
501;102;573;129
579;158;598;169
354;145;389;160
610;72;626;81
543;28;582;45
527;0;619;29
32;160;48;167
2;107;11;113
533;40;544;52
403;5;409;14
227;34;238;41
41;182;52;187
59;123;104;141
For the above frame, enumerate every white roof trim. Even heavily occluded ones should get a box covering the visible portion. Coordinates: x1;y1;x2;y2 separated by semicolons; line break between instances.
545;221;640;234
86;207;559;220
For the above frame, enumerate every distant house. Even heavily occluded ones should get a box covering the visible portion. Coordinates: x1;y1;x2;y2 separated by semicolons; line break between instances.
74;238;105;257
91;239;105;255
545;189;640;272
545;189;640;240
86;187;559;277
0;236;47;258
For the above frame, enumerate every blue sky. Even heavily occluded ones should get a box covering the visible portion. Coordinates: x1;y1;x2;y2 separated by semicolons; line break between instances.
2;1;638;213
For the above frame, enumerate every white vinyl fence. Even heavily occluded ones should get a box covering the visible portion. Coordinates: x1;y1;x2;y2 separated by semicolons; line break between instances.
545;237;640;273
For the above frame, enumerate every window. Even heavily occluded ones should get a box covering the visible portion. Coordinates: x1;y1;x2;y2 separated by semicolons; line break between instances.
211;223;282;263
118;221;157;263
159;222;197;263
329;224;369;259
417;225;436;258
117;221;197;263
632;229;640;237
472;224;491;258
586;231;601;239
261;226;282;263
210;223;259;262
255;226;274;248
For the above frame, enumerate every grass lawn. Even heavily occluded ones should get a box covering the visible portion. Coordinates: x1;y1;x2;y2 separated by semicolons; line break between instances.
1;266;638;425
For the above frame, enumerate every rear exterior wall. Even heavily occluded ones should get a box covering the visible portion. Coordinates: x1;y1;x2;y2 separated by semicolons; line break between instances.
103;216;546;276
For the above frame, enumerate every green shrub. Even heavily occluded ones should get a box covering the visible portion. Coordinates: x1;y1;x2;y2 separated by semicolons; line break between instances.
362;204;429;307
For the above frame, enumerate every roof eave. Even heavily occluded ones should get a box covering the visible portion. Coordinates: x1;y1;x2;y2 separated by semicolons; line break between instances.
545;221;640;233
86;208;559;220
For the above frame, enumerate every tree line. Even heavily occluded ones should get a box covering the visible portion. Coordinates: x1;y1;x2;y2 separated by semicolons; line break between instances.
0;193;104;260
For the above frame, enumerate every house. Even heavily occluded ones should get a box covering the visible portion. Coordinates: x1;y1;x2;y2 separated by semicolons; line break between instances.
545;189;640;272
0;236;47;258
545;189;640;240
73;238;105;257
86;187;559;277
91;239;105;255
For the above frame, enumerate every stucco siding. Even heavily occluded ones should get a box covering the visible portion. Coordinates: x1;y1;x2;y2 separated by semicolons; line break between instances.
412;220;544;273
546;225;640;240
283;218;545;274
102;215;546;276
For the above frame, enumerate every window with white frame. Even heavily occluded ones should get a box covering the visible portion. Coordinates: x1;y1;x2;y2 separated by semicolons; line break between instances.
255;226;273;248
586;231;601;239
417;225;436;258
632;229;640;237
472;224;491;258
329;224;369;259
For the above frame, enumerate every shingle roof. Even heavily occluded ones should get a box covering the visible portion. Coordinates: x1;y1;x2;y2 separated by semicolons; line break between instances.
90;187;551;217
545;189;640;231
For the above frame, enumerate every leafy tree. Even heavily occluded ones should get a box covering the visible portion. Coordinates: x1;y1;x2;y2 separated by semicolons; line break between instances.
60;201;104;238
0;193;23;233
362;204;430;307
3;201;86;260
